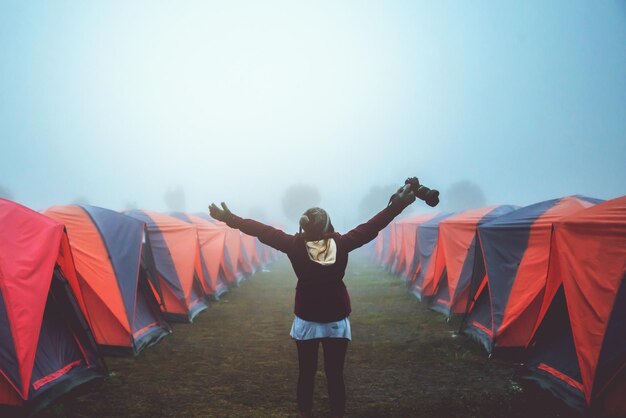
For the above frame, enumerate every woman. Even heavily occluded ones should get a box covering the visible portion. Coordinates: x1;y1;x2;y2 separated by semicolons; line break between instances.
209;181;417;418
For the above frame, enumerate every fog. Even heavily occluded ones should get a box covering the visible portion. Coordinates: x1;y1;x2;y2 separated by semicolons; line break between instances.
1;1;625;231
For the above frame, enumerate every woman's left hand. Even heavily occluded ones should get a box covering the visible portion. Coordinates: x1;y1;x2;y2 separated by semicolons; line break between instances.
209;202;232;222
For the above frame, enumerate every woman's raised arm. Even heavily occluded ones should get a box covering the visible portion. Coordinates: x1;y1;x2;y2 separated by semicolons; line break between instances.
209;202;294;253
340;185;416;252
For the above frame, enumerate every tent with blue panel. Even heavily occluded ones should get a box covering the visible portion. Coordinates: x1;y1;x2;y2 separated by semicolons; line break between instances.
125;210;208;323
0;199;105;414
410;212;455;300
44;205;171;356
228;228;251;285
462;195;602;355
430;205;518;317
256;236;275;267
170;212;228;299
240;233;261;276
516;196;625;417
196;214;245;286
396;213;439;282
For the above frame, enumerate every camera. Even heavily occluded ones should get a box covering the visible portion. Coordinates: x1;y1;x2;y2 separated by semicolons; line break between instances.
405;177;439;207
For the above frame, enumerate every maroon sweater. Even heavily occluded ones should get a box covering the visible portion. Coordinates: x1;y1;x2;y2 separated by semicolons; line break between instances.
225;203;406;322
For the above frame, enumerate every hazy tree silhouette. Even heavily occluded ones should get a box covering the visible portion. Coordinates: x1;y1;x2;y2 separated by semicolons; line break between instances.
124;200;138;210
164;186;186;211
72;196;91;205
0;185;14;200
358;184;396;220
281;184;321;223
443;180;486;212
247;207;269;223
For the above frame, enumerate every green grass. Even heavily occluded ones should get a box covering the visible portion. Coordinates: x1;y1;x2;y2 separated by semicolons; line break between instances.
39;252;578;417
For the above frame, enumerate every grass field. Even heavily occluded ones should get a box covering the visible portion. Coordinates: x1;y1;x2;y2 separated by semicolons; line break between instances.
39;252;578;418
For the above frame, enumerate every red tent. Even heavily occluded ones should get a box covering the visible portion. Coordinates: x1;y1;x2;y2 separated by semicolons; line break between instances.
171;212;229;299
518;196;626;416
462;196;601;354
125;210;208;322
44;205;171;356
0;199;105;413
396;213;438;282
256;238;275;266
240;233;261;276
411;212;456;300
196;216;246;285
430;205;518;316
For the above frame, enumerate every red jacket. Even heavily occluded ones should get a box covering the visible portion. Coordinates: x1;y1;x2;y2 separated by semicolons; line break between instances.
226;203;405;322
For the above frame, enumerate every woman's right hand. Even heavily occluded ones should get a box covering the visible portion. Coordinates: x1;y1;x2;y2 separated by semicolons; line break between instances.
390;184;416;208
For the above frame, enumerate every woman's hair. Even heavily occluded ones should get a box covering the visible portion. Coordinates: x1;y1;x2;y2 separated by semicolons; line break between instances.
299;207;334;241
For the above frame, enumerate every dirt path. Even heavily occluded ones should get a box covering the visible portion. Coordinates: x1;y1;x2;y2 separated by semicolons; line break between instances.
41;252;575;418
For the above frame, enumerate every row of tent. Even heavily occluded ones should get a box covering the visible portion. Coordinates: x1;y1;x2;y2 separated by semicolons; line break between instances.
372;195;625;417
0;198;276;415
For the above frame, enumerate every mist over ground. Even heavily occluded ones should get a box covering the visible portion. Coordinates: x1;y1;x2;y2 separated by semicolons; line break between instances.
1;1;625;231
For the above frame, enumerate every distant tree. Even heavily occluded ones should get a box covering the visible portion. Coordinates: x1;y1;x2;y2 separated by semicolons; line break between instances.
281;184;321;223
358;184;397;220
443;180;486;212
164;185;186;211
0;185;14;200
247;206;269;223
124;200;138;210
72;196;91;205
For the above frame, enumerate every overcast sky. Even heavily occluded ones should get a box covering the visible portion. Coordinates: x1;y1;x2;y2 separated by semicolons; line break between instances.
1;1;624;230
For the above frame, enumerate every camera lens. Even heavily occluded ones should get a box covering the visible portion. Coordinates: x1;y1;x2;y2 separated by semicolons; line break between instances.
416;186;439;207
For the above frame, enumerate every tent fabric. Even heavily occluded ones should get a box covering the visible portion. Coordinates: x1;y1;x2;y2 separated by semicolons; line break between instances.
222;228;243;284
0;199;105;412
256;238;274;266
43;205;170;355
125;210;208;323
518;196;626;416
253;238;271;269
517;288;586;412
430;205;518;316
170;212;228;299
191;215;271;283
240;234;260;276
196;214;245;285
387;214;418;276
394;213;438;281
410;212;455;300
462;196;602;353
375;213;437;281
228;229;249;285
